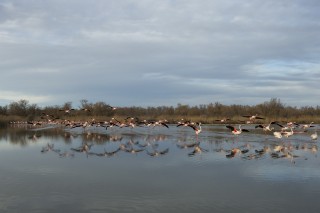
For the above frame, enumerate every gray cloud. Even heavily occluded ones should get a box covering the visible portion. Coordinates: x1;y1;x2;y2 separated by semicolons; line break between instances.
1;0;320;107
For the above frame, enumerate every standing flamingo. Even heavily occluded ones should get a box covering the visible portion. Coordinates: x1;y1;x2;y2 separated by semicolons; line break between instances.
310;131;318;140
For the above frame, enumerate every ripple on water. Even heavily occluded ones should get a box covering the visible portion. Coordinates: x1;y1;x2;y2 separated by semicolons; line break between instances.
241;160;320;183
2;125;320;212
16;166;63;176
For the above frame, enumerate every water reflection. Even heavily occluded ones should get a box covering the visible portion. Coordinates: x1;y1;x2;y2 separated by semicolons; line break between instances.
1;124;320;212
1;124;318;164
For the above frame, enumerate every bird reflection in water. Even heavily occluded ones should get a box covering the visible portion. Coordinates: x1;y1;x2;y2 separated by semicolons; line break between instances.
28;126;319;163
188;143;208;157
41;143;60;154
146;147;169;157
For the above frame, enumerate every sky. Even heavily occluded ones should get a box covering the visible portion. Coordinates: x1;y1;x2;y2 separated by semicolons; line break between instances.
0;0;320;108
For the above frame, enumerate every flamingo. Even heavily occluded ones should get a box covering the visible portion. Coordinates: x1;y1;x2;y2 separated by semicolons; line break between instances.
215;118;230;123
301;122;315;130
255;121;277;132
226;125;249;135
80;108;91;112
149;120;169;128
242;114;264;121
106;104;117;110
176;119;194;127
311;131;318;140
275;122;298;132
187;122;202;135
282;128;294;138
59;108;75;114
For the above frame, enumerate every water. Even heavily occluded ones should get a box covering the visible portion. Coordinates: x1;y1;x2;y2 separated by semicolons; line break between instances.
1;124;320;213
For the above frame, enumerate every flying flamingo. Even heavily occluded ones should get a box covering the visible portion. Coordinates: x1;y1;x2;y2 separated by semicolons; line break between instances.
255;121;277;132
226;125;249;135
187;122;202;136
242;114;264;122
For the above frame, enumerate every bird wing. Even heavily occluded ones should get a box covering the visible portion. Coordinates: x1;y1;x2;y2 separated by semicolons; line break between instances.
275;123;284;127
187;124;197;131
226;125;235;131
160;122;169;128
255;116;264;119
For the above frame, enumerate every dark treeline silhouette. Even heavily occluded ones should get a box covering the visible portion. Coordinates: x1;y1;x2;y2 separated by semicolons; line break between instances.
1;98;320;123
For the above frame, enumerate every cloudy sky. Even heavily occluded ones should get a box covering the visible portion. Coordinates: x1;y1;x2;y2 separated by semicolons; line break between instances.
0;0;320;108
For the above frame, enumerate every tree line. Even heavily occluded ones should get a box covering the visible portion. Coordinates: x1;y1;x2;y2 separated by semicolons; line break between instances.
1;98;320;123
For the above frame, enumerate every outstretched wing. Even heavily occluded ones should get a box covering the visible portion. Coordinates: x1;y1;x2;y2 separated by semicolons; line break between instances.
160;122;169;128
187;124;197;131
226;125;235;131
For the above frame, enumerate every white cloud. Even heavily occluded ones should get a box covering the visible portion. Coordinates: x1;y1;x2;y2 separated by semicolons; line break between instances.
0;91;52;105
0;0;320;107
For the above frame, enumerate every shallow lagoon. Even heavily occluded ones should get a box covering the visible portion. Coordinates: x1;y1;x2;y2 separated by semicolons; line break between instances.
1;124;320;213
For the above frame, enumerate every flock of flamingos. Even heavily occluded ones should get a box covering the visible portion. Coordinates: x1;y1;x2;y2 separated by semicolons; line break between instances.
9;107;319;162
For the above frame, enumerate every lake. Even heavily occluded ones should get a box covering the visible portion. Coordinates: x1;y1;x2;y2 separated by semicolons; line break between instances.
0;123;319;213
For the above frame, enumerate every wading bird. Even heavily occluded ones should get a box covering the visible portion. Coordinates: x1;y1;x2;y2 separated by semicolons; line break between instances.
187;122;202;135
80;108;91;112
59;108;75;114
311;131;318;140
275;122;299;132
255;121;277;132
148;120;169;128
106;105;117;110
215;118;230;123
242;114;264;121
282;128;294;138
226;125;249;135
301;122;315;130
176;119;195;127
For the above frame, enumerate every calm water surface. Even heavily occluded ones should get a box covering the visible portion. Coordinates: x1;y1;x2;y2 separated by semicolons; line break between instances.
1;124;320;213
